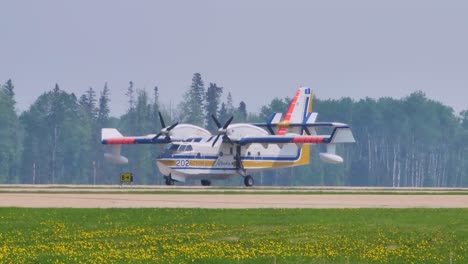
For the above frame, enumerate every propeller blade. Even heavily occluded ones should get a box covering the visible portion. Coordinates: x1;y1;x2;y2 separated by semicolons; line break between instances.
153;132;163;140
304;127;311;135
223;116;234;129
158;112;166;128
212;134;221;147
211;115;222;129
166;122;179;131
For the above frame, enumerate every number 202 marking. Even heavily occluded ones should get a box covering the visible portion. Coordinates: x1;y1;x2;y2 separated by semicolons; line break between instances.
176;160;190;167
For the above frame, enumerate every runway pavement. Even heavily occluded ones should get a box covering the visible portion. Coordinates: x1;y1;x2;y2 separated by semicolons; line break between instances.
1;192;467;208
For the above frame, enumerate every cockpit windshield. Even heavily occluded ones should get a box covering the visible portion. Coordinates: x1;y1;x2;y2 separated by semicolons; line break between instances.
163;143;192;154
164;144;180;152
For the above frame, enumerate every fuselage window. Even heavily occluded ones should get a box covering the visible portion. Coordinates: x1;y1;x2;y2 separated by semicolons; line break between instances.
230;147;233;155
178;145;187;152
219;152;223;156
247;151;251;156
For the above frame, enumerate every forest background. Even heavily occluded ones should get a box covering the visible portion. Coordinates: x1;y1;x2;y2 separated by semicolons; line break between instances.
1;73;467;187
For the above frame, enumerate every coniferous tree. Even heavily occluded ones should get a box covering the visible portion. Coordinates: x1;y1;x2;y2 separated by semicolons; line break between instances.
126;81;135;110
151;86;160;131
178;73;205;126
150;86;164;184
461;110;468;130
205;83;223;132
79;87;98;120
20;84;83;184
97;83;111;128
3;79;15;99
133;89;154;184
218;102;229;124
235;101;248;122
93;83;112;184
226;92;234;116
0;79;18;183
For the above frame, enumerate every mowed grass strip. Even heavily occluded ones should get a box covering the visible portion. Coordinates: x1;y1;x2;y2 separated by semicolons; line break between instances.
0;208;466;263
2;190;468;195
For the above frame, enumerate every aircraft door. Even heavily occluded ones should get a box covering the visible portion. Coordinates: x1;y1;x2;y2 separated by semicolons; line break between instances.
196;151;205;168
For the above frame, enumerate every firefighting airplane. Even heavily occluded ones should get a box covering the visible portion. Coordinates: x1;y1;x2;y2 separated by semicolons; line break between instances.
102;87;355;186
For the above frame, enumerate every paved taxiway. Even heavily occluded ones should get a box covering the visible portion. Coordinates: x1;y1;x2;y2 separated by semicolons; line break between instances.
1;193;467;208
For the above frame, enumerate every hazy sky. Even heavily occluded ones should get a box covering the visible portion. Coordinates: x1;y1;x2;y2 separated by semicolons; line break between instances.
1;0;467;116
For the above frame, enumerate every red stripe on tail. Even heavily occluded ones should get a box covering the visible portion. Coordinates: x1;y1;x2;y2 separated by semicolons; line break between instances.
277;89;301;135
292;137;325;144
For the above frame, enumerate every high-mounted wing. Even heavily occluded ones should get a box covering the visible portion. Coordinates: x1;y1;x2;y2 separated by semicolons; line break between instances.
101;128;172;164
101;128;171;145
101;122;212;164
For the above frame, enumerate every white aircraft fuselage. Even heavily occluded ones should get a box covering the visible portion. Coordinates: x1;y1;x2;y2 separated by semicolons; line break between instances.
156;134;309;182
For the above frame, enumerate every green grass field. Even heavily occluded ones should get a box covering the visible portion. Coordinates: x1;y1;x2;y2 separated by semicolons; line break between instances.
0;208;467;263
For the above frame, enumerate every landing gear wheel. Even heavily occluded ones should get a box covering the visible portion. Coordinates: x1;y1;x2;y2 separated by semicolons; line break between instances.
244;175;254;187
164;176;175;186
201;180;211;186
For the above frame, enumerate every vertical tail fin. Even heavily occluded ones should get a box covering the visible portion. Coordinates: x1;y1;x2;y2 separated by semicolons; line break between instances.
279;87;314;166
277;87;313;135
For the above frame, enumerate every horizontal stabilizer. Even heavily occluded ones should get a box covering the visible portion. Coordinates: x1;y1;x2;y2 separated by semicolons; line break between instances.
306;113;318;123
239;125;354;146
270;113;283;124
327;127;355;144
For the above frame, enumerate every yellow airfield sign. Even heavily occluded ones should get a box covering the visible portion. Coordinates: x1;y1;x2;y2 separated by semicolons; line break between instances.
120;173;133;183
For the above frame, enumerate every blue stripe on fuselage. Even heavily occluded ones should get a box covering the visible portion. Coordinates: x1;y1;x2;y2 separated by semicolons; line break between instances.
159;148;302;162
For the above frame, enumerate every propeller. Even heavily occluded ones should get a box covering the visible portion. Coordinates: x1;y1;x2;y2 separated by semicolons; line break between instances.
211;115;234;147
153;112;179;140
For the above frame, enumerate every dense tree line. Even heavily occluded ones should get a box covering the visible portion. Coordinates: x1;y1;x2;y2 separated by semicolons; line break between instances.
0;75;467;186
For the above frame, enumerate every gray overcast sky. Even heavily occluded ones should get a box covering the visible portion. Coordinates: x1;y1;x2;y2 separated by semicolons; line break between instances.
1;0;467;116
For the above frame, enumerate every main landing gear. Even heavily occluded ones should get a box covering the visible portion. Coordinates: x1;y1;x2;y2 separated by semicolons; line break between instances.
244;175;254;187
201;180;211;186
164;175;175;186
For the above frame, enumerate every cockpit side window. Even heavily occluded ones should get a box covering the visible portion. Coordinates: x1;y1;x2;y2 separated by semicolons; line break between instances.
178;145;187;151
185;145;193;151
168;144;180;151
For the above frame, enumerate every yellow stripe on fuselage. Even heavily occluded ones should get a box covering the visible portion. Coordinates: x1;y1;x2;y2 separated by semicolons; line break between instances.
158;146;310;170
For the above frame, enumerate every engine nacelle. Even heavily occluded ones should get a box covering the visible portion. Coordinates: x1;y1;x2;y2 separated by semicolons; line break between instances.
104;153;129;164
319;153;343;164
